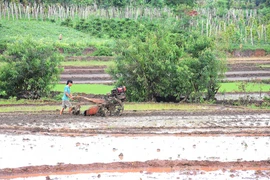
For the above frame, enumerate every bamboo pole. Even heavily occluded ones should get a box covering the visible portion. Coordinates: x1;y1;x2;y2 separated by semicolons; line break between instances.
260;26;263;42
7;3;9;20
264;25;267;43
0;3;2;20
13;2;18;20
201;19;204;35
2;3;5;19
18;3;22;19
250;27;253;45
10;2;14;20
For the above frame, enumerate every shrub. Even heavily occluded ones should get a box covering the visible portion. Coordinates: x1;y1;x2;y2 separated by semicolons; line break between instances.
0;38;64;99
91;45;113;56
70;17;158;39
108;30;226;102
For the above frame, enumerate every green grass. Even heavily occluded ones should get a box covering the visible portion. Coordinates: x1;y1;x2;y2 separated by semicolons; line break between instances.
0;101;267;113
219;82;270;93
0;103;208;113
53;83;270;95
1;60;113;67
248;104;270;110
124;103;205;111
62;60;114;66
0;105;96;113
0;19;111;45
54;84;114;94
0;98;57;105
0;105;59;112
0;62;6;66
257;64;270;68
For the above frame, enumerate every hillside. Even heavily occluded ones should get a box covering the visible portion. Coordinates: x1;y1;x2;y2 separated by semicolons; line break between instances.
0;19;110;45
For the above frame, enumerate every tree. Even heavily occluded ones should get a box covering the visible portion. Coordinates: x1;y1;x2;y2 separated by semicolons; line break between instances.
108;30;227;102
0;38;64;99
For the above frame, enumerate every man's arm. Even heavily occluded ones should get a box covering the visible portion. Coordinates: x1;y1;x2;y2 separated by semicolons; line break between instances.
65;92;73;99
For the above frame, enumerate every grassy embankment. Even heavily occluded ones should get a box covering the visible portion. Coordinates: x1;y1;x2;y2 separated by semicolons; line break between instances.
0;102;209;113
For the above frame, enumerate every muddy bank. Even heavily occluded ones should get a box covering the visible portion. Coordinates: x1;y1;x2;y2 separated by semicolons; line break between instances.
1;160;270;179
0;112;269;135
229;49;268;57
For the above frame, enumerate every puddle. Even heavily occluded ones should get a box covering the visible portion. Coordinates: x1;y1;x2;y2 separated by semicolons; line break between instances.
225;76;270;81
1;134;270;169
216;92;269;101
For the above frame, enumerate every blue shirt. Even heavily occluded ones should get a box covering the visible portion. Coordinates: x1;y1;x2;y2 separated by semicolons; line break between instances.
62;85;71;101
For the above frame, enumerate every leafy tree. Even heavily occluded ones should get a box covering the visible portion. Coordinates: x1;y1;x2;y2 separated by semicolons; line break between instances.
108;30;226;102
0;38;64;99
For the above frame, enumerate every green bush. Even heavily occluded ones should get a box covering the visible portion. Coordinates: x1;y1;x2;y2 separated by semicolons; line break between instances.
68;18;158;39
60;18;73;27
108;30;226;102
91;45;113;56
0;37;64;99
53;41;86;55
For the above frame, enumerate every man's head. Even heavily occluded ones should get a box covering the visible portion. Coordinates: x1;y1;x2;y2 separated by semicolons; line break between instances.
66;80;73;86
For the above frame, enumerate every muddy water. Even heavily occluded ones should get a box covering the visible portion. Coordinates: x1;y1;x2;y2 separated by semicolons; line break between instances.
2;114;269;132
215;92;269;100
1;134;270;169
1;113;270;179
225;76;270;81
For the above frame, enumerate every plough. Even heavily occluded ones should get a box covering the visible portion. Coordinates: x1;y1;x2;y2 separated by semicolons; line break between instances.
71;86;126;117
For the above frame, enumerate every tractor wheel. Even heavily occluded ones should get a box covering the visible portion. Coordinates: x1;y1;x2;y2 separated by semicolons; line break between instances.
98;105;110;117
108;99;124;116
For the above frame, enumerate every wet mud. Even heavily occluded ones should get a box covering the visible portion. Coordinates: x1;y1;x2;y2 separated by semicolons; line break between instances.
0;110;270;179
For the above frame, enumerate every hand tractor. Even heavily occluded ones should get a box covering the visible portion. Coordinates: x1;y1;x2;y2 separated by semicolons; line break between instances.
71;86;126;117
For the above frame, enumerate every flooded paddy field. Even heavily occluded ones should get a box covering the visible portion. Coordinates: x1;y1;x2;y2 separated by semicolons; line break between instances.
0;111;270;179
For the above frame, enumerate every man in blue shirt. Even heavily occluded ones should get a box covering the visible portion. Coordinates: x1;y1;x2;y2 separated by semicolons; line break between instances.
60;80;73;115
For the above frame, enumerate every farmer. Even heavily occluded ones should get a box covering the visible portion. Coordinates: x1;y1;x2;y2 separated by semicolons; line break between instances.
60;80;73;115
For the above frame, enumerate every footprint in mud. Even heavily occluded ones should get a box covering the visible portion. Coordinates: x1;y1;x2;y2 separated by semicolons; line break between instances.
22;138;30;141
118;153;124;160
